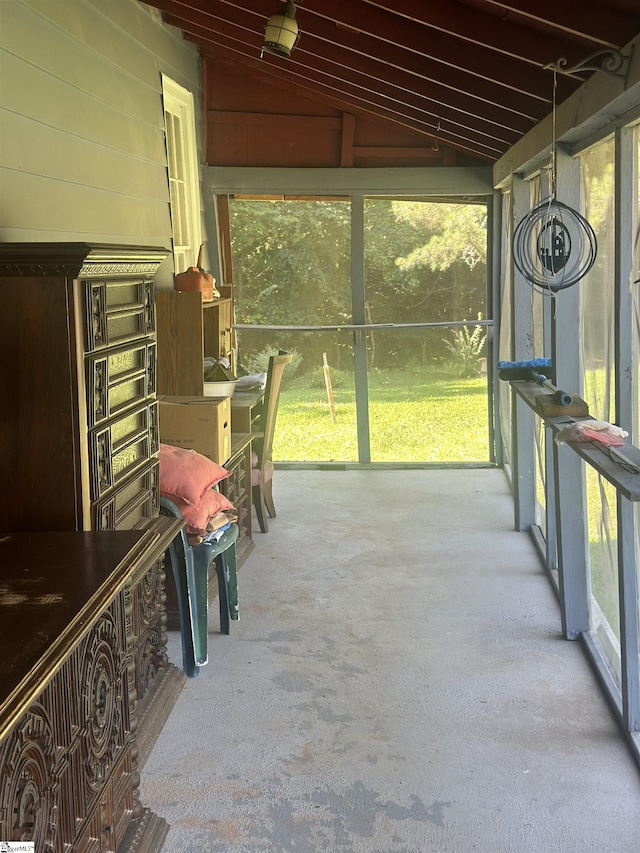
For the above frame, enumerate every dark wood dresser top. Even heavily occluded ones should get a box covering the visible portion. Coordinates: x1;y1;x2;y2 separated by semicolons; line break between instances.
0;530;152;736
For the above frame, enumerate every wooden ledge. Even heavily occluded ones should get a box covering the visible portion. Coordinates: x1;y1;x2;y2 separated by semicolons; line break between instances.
509;380;640;502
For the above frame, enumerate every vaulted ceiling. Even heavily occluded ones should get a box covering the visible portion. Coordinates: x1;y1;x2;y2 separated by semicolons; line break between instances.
147;0;640;163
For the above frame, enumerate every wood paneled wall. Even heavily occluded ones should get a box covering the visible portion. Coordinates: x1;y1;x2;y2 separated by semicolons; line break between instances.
204;57;459;170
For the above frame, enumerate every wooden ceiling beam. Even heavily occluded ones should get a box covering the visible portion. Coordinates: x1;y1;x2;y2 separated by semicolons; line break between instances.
200;48;503;160
162;10;538;139
157;0;551;120
299;0;576;102
203;47;510;156
285;53;525;144
147;0;640;164
475;0;640;48
358;0;603;65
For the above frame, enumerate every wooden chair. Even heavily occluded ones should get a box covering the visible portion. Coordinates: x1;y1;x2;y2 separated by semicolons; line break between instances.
160;497;239;678
251;351;293;532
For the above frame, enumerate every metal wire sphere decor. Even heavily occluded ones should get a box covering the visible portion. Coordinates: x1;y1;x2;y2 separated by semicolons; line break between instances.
512;196;598;293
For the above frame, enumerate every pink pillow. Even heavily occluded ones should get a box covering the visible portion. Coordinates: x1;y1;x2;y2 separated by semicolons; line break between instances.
175;489;236;534
159;443;228;507
252;459;273;486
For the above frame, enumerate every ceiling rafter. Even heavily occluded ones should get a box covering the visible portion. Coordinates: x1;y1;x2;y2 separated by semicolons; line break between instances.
297;0;575;102
163;7;538;151
195;29;506;158
159;0;553;119
358;0;602;65
207;40;519;148
474;0;638;47
146;0;640;164
201;46;505;160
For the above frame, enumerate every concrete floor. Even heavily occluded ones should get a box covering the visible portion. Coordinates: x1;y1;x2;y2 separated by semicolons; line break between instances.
140;469;640;853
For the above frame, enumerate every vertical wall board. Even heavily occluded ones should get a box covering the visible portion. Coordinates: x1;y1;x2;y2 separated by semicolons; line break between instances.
351;196;371;465
511;177;534;362
552;148;582;395
486;191;497;464
614;126;640;735
618;495;640;732
510;176;536;531
614;126;636;433
547;149;589;640
491;189;504;467
552;440;590;639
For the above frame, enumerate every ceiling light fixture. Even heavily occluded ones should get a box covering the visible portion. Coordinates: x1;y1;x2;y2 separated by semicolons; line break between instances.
261;0;300;58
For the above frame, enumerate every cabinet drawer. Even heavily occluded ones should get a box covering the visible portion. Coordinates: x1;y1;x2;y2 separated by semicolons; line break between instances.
85;279;155;351
221;456;248;503
87;341;156;427
222;473;245;506
93;459;159;530
90;402;158;500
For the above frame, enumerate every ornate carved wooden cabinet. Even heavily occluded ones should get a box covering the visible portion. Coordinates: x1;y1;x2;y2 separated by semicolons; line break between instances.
219;433;254;567
0;244;184;852
0;528;181;851
0;243;166;534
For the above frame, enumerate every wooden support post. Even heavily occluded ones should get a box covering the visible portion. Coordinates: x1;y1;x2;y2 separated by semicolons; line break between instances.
552;440;590;639
511;176;536;531
323;353;336;423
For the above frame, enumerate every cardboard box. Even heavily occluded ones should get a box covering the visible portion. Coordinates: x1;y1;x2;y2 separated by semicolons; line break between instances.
158;395;231;464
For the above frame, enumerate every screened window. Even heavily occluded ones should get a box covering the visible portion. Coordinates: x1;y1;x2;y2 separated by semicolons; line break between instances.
580;137;620;683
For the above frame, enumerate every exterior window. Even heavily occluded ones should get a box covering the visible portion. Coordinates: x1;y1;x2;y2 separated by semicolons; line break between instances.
161;76;201;273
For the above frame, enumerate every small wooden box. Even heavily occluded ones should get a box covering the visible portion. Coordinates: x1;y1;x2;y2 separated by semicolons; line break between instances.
535;393;589;419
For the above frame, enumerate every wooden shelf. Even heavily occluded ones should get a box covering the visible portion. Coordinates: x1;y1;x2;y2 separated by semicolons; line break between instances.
510;380;640;502
156;290;234;396
156;289;257;572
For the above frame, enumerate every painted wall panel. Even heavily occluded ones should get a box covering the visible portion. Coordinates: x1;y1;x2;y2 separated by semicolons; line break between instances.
1;53;165;160
2;2;162;126
1;112;169;199
0;0;202;289
23;0;197;88
83;0;199;85
0;171;171;242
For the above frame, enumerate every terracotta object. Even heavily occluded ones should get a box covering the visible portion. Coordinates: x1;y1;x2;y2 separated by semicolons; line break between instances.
174;245;219;301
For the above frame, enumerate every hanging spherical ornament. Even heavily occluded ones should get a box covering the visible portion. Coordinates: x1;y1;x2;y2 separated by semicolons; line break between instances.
513;196;597;293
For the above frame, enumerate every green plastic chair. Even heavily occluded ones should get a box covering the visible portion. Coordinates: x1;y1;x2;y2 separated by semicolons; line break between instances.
160;496;239;677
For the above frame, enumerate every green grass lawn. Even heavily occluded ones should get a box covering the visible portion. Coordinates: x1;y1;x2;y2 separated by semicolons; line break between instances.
273;367;490;463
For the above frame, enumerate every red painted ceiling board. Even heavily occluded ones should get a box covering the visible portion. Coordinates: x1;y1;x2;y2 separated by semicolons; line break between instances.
148;0;640;164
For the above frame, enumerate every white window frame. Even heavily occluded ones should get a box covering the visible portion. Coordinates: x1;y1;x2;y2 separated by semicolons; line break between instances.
161;75;202;273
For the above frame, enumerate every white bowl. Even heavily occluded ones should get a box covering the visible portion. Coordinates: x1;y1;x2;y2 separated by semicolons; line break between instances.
203;380;237;398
